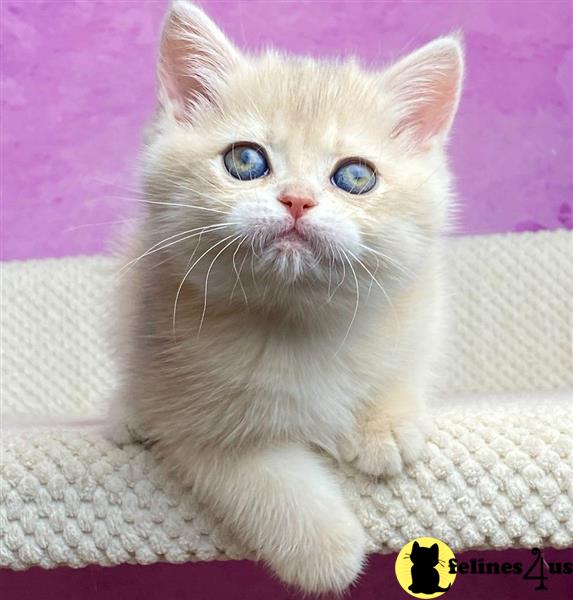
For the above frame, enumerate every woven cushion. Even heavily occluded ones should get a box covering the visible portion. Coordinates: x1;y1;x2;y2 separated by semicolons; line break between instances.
1;230;572;569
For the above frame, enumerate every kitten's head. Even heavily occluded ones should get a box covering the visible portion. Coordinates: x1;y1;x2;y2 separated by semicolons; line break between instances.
410;541;440;567
142;1;463;311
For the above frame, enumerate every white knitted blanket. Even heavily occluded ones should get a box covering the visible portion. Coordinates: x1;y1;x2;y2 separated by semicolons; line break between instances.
1;230;572;570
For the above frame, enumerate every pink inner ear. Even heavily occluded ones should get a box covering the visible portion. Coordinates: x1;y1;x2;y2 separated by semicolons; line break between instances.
158;17;205;120
398;73;460;142
387;42;463;149
156;4;240;122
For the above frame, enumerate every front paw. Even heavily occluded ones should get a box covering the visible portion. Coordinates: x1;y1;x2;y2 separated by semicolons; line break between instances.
103;409;150;447
103;419;141;446
268;507;367;593
339;411;430;477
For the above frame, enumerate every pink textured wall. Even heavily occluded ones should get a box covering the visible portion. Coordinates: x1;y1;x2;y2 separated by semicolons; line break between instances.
2;0;572;261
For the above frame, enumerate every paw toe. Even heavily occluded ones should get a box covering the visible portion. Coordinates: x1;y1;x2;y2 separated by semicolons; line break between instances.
339;415;430;477
354;433;403;477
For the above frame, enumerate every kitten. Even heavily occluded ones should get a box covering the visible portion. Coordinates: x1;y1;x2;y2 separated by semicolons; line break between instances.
408;541;451;594
109;1;463;593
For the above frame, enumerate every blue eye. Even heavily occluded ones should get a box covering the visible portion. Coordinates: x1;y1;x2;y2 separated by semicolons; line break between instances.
332;160;376;194
224;144;269;180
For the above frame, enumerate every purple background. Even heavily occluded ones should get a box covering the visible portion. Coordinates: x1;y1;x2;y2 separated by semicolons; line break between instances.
2;0;572;261
1;1;572;599
2;549;573;600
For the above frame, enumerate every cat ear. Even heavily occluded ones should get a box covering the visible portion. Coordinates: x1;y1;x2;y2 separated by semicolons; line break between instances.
382;35;464;152
413;541;420;550
431;544;439;553
157;1;241;121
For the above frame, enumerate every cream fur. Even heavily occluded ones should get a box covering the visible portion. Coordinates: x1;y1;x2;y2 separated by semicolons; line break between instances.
109;1;464;593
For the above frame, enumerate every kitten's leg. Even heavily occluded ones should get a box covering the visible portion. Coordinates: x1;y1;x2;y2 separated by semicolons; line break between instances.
173;443;367;594
338;382;431;477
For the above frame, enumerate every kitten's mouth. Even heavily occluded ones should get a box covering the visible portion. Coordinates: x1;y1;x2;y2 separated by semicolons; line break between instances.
275;229;307;244
262;226;316;266
258;225;330;281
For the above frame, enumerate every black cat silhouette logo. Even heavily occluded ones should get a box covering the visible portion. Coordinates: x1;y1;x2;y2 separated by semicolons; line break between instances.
395;537;457;598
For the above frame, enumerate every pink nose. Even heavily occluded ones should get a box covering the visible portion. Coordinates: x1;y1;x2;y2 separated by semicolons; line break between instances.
279;194;317;220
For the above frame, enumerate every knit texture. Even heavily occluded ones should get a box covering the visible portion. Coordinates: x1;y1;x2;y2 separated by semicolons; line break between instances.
1;230;572;570
2;399;572;570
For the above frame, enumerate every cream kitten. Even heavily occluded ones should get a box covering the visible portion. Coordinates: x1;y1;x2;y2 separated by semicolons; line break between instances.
109;1;463;593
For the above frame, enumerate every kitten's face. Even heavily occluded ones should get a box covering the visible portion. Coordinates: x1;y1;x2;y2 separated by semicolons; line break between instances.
410;541;440;566
142;2;462;307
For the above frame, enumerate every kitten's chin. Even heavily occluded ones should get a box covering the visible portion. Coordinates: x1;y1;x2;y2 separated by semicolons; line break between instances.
261;236;319;283
272;232;311;253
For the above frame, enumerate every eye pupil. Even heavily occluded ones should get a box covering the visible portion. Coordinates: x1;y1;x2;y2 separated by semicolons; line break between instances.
332;161;376;194
224;144;269;180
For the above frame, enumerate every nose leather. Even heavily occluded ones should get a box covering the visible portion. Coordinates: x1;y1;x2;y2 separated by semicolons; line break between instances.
278;194;318;220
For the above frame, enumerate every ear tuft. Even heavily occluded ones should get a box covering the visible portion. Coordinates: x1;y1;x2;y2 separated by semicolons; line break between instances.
383;34;464;151
158;1;240;121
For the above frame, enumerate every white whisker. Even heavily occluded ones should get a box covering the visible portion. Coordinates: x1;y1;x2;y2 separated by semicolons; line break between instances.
327;246;346;303
346;249;398;327
249;236;261;294
119;223;234;275
357;242;415;278
108;195;232;216
198;234;243;336
172;233;238;335
230;236;249;305
366;255;380;301
66;218;133;232
327;246;334;299
335;248;360;355
137;197;231;215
